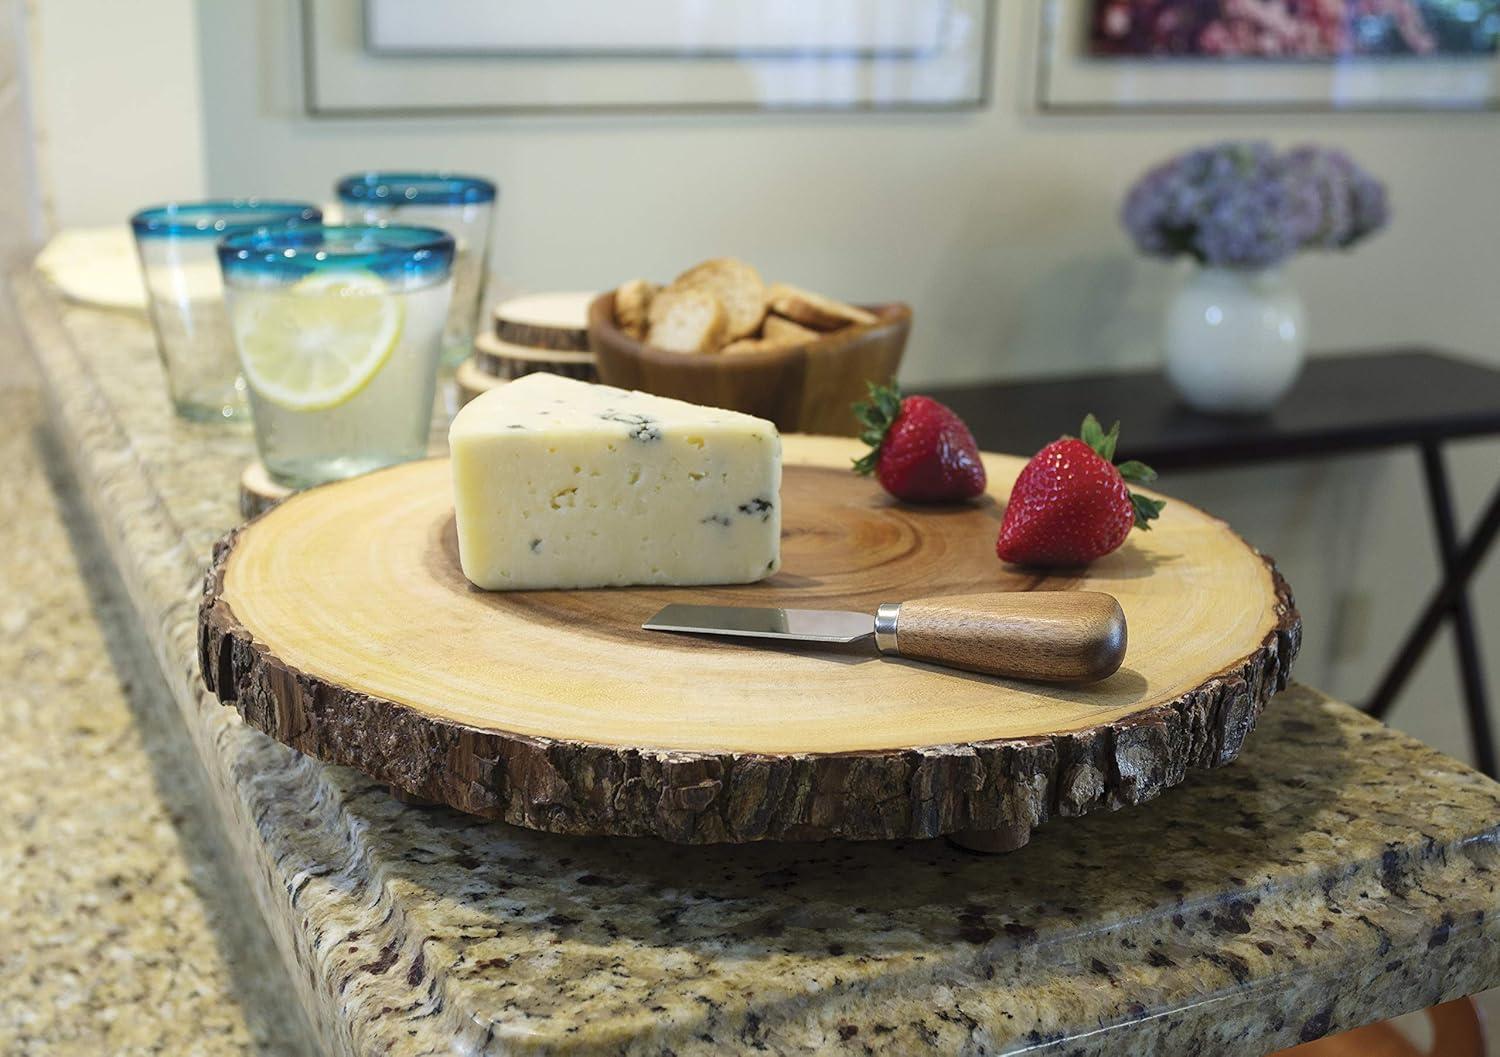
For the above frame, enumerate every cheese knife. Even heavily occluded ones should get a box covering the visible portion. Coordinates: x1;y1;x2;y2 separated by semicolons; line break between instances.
643;591;1127;684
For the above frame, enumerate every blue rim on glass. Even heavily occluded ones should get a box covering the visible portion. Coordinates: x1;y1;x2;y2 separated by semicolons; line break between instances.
130;200;322;240
336;171;497;207
217;225;456;284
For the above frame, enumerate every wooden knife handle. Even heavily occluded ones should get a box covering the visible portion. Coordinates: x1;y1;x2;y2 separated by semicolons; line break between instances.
878;591;1127;684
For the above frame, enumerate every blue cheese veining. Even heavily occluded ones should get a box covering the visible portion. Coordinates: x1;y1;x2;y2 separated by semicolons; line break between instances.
449;374;782;590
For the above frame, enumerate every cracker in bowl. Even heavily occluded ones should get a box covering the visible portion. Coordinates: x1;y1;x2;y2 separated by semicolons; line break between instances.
767;282;878;331
614;278;658;340
646;288;726;354
611;256;880;357
667;257;766;341
762;315;823;344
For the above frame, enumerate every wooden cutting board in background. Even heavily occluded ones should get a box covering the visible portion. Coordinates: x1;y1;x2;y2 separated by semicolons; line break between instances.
34;227;148;311
200;435;1299;851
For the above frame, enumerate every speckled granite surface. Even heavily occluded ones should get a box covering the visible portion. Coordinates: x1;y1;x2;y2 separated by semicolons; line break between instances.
15;271;1500;1056
0;333;311;1054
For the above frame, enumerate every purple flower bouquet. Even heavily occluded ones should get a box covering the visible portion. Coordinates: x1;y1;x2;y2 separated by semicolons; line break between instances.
1122;141;1388;270
1126;142;1389;413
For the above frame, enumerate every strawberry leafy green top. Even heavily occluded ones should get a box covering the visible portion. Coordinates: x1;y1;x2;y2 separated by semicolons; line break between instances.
851;382;905;476
1078;413;1165;530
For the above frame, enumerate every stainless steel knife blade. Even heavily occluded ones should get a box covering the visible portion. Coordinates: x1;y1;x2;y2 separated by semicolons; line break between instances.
643;603;874;644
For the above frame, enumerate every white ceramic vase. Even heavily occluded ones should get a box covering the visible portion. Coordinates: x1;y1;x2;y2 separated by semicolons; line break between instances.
1164;266;1306;415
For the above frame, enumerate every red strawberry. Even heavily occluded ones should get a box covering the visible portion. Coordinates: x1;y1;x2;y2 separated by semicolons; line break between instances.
995;415;1164;567
852;384;986;503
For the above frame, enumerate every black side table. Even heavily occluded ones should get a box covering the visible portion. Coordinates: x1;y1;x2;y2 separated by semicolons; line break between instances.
923;349;1500;776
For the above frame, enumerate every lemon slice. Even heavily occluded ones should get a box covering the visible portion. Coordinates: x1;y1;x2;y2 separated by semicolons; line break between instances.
234;271;404;411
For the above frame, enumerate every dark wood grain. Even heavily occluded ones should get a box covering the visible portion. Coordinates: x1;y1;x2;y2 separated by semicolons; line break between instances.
894;591;1126;683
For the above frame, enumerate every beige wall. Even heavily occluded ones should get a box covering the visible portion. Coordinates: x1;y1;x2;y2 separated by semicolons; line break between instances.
28;0;205;230
0;0;41;391
110;1;1500;765
0;0;40;265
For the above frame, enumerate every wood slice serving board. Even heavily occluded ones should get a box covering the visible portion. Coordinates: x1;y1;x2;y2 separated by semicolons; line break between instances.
200;435;1299;850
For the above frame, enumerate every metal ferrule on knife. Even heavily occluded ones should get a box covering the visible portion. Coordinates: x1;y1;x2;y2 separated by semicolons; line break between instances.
873;602;901;656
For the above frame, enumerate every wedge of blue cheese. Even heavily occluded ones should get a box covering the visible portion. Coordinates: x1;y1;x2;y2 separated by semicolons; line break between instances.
449;374;782;590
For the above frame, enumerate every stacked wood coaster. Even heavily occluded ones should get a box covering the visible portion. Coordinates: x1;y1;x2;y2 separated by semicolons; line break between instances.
457;291;599;407
239;461;293;520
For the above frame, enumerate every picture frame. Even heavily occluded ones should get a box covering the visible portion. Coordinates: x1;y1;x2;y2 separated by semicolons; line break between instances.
1036;0;1500;113
301;0;995;116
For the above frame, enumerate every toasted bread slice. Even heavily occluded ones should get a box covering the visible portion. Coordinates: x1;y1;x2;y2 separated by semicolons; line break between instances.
646;288;726;354
762;314;822;344
647;285;685;325
667;257;767;341
614;278;658;339
766;283;878;331
720;335;804;355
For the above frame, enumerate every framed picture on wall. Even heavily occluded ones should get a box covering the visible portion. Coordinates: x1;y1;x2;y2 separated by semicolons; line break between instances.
301;0;994;115
1037;0;1500;112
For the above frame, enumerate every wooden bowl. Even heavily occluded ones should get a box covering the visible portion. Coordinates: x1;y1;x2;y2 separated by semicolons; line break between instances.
588;293;911;436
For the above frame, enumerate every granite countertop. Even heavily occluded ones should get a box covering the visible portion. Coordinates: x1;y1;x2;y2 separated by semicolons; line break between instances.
0;349;310;1055
14;271;1500;1056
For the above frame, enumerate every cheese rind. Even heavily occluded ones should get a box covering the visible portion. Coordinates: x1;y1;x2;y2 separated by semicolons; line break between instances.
449;374;781;590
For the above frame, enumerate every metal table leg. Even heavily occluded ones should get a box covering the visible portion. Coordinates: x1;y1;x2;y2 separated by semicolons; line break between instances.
1365;448;1500;777
1417;445;1496;776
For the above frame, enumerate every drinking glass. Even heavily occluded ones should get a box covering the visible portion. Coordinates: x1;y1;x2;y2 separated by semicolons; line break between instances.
217;225;455;488
131;200;321;421
336;172;495;368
